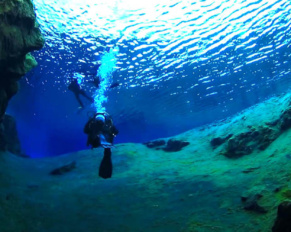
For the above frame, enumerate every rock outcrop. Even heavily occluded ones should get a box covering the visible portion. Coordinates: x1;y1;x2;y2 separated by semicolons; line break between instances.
241;193;267;214
272;201;291;232
211;99;291;158
143;140;166;148
0;114;26;156
162;139;190;152
222;125;278;158
143;139;190;152
0;0;44;120
0;0;44;154
50;161;77;175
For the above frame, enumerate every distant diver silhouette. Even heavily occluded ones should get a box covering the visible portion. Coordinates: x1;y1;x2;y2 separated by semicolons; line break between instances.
68;78;94;108
89;76;120;90
109;82;120;89
84;112;118;179
89;76;101;88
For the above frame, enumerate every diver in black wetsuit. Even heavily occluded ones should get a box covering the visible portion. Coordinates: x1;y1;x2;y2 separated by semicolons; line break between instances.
68;78;94;108
84;112;118;179
89;76;101;88
89;76;120;90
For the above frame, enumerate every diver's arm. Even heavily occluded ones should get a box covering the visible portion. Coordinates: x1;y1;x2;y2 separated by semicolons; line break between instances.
84;118;93;134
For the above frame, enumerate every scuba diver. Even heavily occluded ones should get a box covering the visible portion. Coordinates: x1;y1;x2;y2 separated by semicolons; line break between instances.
89;76;101;88
89;76;120;90
109;82;120;89
68;78;94;108
84;112;119;179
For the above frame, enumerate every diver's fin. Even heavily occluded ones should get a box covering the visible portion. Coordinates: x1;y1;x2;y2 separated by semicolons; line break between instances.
99;148;112;179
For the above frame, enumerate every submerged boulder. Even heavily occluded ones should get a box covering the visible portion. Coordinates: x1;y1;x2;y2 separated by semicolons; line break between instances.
143;140;166;149
50;161;77;175
210;134;233;148
241;193;267;214
279;108;291;131
0;114;26;157
163;139;190;152
221;125;279;158
143;139;190;152
272;201;291;232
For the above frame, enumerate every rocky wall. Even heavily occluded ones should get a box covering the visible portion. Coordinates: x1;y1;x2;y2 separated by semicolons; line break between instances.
0;114;26;156
0;0;44;154
0;0;44;119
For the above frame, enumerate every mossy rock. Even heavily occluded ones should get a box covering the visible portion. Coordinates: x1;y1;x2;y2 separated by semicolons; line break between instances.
222;126;280;158
7;53;37;77
281;189;291;199
0;0;44;118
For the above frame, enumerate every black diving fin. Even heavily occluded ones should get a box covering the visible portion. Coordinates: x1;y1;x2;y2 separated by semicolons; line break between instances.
99;148;113;179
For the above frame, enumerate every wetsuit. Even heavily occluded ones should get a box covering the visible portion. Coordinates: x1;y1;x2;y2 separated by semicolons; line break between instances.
84;113;118;179
68;79;93;108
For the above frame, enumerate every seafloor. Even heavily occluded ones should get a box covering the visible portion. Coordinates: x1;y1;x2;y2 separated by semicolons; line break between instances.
2;92;291;232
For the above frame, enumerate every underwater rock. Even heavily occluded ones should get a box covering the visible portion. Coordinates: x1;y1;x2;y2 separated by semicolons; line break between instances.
265;119;280;127
274;186;283;193
0;0;44;155
215;99;291;159
0;0;44;119
272;201;291;232
256;126;278;150
0;87;8;119
0;114;25;156
242;166;260;173
162;139;190;152
241;193;267;214
143;140;166;149
279;108;291;131
50;161;77;175
221;126;279;158
223;131;255;158
210;137;224;148
210;134;233;148
0;119;5;150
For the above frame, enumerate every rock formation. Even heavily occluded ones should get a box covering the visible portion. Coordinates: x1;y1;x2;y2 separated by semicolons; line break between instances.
0;0;44;154
143;139;190;152
272;201;291;232
210;98;291;158
0;0;44;120
0;114;27;156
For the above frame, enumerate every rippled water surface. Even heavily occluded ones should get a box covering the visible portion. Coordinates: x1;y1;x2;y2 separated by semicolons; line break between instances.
9;0;291;156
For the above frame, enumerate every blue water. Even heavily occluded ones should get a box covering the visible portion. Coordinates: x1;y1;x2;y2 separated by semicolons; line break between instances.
7;0;291;157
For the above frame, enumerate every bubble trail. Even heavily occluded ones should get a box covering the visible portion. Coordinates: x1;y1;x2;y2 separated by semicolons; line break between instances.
93;47;119;112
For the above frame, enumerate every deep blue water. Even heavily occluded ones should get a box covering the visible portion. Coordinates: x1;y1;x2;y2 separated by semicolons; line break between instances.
7;0;291;157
